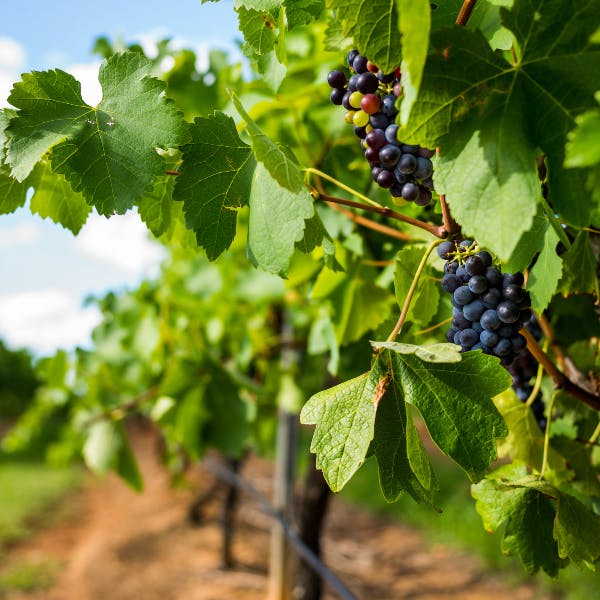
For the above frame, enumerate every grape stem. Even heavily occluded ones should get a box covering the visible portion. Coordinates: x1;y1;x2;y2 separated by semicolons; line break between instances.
456;0;478;26
521;327;600;411
83;386;160;427
165;169;180;176
324;200;414;241
312;191;446;238
439;194;460;235
386;240;442;342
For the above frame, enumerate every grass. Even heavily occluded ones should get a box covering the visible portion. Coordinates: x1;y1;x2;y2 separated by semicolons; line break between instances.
0;459;80;544
0;559;61;597
341;455;600;600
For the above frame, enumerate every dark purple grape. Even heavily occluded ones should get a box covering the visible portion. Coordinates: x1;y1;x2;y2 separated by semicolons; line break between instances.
480;309;501;331
385;124;400;145
354;125;367;138
370;112;389;129
493;339;512;357
417;147;434;159
327;70;347;88
347;49;359;67
455;264;470;283
365;147;379;162
376;169;395;188
446;328;458;343
401;144;419;155
453;286;475;306
481;287;501;309
330;88;345;105
460;328;479;348
480;330;499;348
463;299;485;321
465;255;486;276
459;239;473;250
389;182;404;197
379;144;401;167
485;266;503;288
503;272;525;287
476;250;493;267
468;275;487;294
381;94;397;116
365;129;386;150
356;72;379;94
352;55;368;73
414;157;434;179
371;166;383;182
347;74;359;92
511;334;527;353
441;274;461;293
472;321;483;333
453;312;471;330
415;190;432;206
342;91;353;110
503;284;526;304
444;260;458;274
397;154;417;174
401;182;420;201
497;301;520;323
437;241;455;259
392;170;408;185
377;71;396;83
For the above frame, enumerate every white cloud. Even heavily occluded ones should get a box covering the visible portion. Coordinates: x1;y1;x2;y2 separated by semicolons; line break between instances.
0;36;26;107
0;289;102;355
0;221;40;249
73;211;166;276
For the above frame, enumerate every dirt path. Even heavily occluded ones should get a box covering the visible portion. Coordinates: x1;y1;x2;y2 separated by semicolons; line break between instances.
4;426;550;600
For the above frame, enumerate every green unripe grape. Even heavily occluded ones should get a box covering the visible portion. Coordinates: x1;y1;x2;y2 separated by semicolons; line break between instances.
352;110;370;127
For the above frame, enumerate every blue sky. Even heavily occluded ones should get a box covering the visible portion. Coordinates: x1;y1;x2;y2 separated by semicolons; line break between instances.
0;0;240;354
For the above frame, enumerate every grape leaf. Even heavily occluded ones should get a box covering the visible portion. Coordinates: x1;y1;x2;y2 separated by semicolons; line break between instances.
558;232;599;297
237;6;277;55
300;356;388;491
565;93;600;168
137;173;177;238
6;52;189;215
0;166;27;215
372;341;462;363
173;112;256;260
401;0;600;245
234;0;282;11
295;209;338;270
284;0;324;29
326;0;402;73
493;390;569;481
393;245;439;326
28;160;91;234
247;163;314;276
472;463;561;576
397;0;430;126
230;92;302;191
383;346;510;480
0;109;14;164
372;378;438;505
526;224;563;313
555;493;600;567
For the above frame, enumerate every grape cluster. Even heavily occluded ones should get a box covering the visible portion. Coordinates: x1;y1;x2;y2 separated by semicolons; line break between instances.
326;50;435;206
438;239;532;366
507;317;547;431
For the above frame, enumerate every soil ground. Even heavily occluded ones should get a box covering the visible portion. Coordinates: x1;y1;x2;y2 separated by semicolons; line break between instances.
2;425;552;600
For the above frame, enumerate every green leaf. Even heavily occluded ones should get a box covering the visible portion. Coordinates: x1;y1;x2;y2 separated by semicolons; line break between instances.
526;224;563;313
326;0;402;73
384;347;510;480
113;423;143;491
565;94;600;168
234;0;282;11
558;232;599;297
284;0;324;29
300;356;388;491
173;112;256;260
237;6;277;55
372;341;462;363
0;165;27;215
397;0;430;126
401;2;600;232
6;53;189;215
28;160;91;234
434;100;541;261
555;493;600;566
294;209;338;269
247;163;314;276
176;387;209;459
393;245;439;326
472;463;561;576
230;92;303;192
372;379;437;504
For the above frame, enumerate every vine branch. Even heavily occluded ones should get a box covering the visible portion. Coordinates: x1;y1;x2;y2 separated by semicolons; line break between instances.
439;194;460;235
521;328;600;411
456;0;478;26
312;191;446;238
